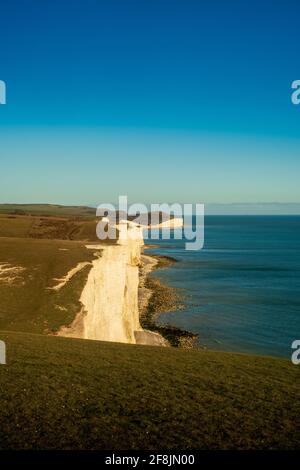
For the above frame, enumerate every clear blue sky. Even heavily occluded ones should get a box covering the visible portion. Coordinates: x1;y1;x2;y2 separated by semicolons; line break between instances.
0;0;300;210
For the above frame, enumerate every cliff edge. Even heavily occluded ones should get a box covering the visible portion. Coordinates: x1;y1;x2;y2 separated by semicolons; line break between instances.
59;223;167;346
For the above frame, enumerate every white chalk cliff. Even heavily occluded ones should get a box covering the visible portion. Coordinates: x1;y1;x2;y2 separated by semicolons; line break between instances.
81;242;141;343
59;221;167;346
148;217;183;229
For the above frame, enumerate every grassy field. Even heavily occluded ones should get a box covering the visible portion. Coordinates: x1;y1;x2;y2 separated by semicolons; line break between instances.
0;330;299;450
0;212;116;335
0;203;96;217
0;210;299;450
0;237;96;334
0;214;101;241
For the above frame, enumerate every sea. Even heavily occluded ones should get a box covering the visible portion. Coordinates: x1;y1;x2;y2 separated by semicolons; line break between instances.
145;216;300;358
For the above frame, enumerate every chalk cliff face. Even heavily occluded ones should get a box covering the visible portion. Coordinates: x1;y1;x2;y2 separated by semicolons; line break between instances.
148;217;183;229
58;222;167;346
81;242;141;344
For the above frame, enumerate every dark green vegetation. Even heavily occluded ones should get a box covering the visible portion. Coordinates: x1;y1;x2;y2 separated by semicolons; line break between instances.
0;203;96;218
0;204;174;224
0;331;299;450
0;214;100;241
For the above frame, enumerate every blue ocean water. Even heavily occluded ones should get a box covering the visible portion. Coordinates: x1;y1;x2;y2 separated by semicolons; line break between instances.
146;216;300;358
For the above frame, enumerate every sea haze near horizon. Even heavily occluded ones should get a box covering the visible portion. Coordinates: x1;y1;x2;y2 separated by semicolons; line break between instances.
146;215;300;358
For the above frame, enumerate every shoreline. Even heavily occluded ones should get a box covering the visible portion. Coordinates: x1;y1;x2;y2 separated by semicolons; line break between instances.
139;249;199;348
57;237;197;348
58;240;168;347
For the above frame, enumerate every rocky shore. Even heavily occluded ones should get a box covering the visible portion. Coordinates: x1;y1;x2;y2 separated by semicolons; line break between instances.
139;250;198;348
58;231;197;348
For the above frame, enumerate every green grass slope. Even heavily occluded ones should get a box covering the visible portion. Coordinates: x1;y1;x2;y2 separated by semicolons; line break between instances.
0;331;299;450
0;212;118;334
0;237;95;333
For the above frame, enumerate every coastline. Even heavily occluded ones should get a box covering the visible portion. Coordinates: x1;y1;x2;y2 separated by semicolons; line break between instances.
58;240;168;347
56;236;197;348
139;248;199;348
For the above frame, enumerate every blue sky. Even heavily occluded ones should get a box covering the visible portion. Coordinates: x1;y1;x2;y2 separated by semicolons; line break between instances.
0;0;300;211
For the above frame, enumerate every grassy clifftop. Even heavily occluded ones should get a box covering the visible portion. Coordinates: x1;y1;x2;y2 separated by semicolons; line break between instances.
0;237;95;334
0;211;299;450
0;331;299;450
0;214;100;241
0;203;96;218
